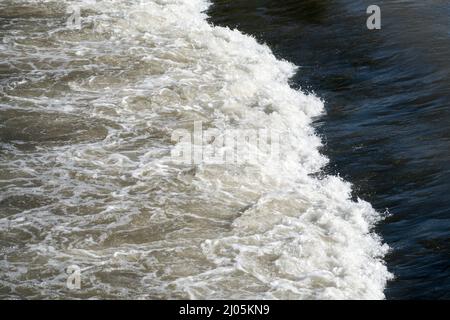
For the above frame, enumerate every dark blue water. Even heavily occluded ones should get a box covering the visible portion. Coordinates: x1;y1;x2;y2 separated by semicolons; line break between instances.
208;0;450;299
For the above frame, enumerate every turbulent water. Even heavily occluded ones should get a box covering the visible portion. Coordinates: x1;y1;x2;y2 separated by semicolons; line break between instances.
206;0;450;299
0;0;392;299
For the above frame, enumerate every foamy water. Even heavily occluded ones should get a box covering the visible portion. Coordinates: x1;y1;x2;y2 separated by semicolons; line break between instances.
0;0;392;299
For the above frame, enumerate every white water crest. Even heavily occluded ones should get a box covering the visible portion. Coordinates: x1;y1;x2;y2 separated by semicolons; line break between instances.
0;0;392;299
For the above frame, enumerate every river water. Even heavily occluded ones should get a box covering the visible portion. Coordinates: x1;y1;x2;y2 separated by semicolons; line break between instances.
1;0;448;299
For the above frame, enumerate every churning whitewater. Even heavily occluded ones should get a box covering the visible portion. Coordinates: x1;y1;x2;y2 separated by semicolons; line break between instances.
0;0;392;299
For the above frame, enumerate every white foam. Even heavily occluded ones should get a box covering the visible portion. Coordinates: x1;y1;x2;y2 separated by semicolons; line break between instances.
0;0;392;299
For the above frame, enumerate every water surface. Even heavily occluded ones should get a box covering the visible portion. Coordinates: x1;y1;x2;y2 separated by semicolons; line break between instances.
207;0;450;299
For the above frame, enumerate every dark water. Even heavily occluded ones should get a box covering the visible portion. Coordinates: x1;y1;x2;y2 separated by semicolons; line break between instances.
208;0;450;299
